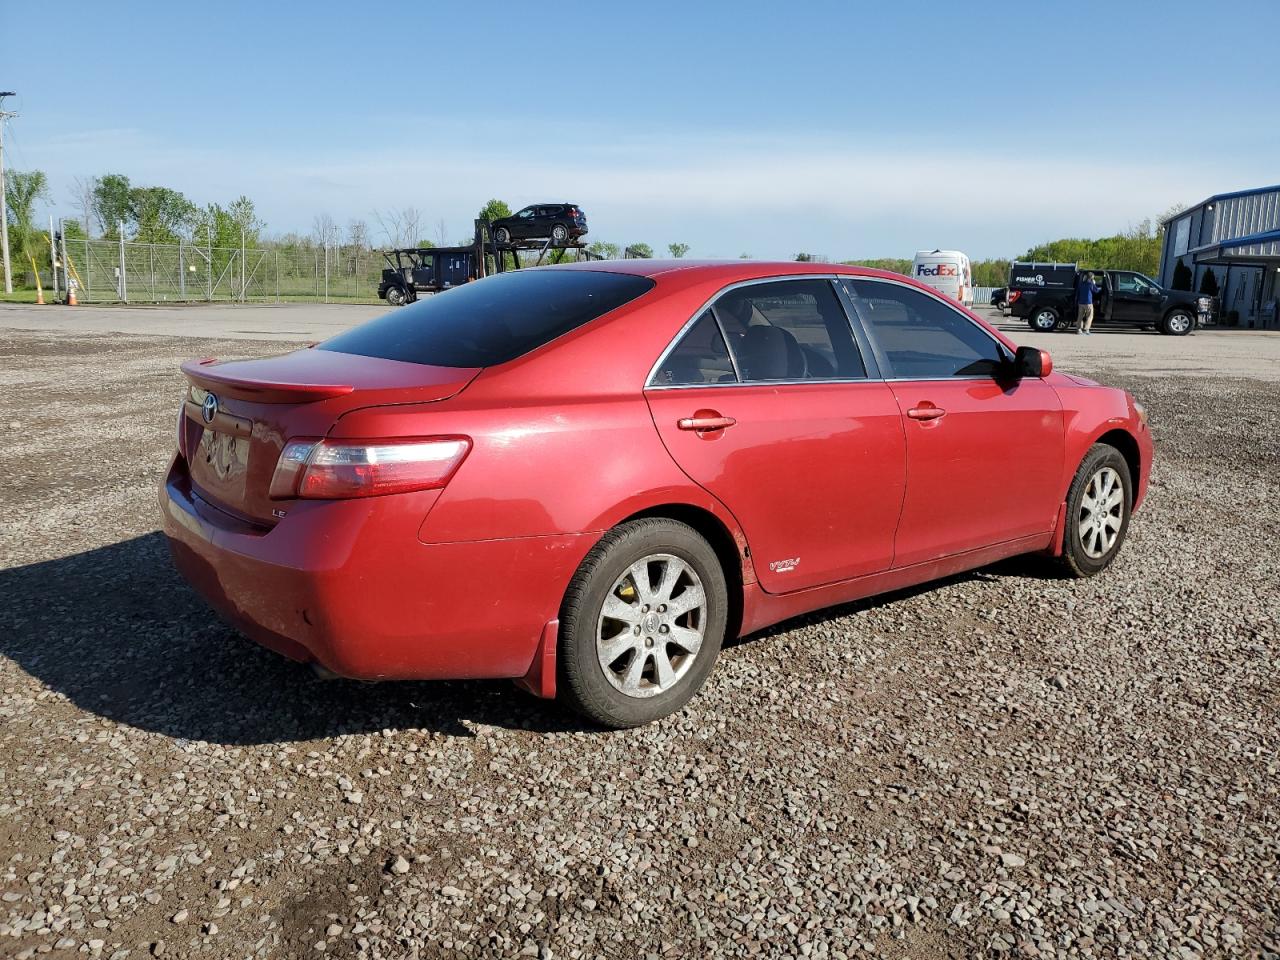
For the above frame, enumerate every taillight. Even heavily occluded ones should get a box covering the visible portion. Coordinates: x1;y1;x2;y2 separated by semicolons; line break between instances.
269;437;471;500
1008;290;1022;304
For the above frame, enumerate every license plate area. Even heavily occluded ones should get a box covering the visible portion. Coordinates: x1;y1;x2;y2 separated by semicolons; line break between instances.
196;429;250;498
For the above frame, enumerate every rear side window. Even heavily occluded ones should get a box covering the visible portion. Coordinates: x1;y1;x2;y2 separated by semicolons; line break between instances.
713;279;866;381
844;279;1008;378
320;270;655;367
651;310;736;386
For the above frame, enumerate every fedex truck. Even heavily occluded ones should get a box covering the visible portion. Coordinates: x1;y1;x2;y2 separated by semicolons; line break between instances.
911;249;973;306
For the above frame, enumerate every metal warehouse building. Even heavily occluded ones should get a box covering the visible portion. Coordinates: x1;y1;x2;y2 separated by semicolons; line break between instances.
1160;184;1280;328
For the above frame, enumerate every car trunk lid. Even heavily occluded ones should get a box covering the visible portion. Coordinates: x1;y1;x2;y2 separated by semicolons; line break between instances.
181;349;480;525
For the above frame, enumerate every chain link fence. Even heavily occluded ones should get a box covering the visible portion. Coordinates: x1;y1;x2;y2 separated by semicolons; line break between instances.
59;238;385;304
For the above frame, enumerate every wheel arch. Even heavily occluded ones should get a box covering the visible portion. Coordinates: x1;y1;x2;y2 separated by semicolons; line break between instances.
1092;428;1142;496
617;502;747;643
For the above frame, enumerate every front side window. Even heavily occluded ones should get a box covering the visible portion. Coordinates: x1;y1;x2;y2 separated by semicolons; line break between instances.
711;279;866;382
844;279;1007;379
651;310;736;386
1113;272;1157;295
516;207;535;219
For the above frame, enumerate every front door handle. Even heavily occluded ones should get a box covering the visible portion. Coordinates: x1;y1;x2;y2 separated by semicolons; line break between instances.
906;404;946;421
677;414;737;432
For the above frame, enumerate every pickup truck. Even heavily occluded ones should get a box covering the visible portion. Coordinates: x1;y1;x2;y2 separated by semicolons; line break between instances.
1007;262;1215;336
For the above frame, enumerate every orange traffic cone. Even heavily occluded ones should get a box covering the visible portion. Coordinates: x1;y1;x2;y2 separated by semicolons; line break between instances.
67;287;77;306
35;287;45;305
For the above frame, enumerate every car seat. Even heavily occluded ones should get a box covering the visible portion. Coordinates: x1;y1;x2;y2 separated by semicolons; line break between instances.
740;324;808;380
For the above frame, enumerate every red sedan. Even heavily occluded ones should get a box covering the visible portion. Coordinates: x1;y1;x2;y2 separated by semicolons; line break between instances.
161;261;1152;727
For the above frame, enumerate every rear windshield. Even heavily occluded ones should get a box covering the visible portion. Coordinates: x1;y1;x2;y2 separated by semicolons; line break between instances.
319;270;654;367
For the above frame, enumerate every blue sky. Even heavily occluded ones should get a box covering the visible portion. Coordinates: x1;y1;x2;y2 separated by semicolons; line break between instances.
5;0;1277;259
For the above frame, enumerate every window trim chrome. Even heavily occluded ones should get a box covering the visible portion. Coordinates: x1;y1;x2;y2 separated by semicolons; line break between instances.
645;274;872;390
645;272;1018;391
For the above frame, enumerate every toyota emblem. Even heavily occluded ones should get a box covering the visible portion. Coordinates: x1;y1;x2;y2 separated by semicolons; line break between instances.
202;393;219;424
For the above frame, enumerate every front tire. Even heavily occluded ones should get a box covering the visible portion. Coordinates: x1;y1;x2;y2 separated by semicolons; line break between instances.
493;226;512;245
1163;309;1194;336
1057;444;1133;578
558;519;727;728
385;286;407;307
1029;307;1059;332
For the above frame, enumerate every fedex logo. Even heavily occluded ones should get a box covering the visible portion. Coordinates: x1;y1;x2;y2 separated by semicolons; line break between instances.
917;264;959;277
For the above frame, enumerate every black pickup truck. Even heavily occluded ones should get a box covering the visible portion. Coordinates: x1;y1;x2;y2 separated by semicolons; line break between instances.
1007;262;1215;336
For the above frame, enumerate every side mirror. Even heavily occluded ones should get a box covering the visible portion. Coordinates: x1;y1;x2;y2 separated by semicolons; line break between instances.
1014;345;1052;378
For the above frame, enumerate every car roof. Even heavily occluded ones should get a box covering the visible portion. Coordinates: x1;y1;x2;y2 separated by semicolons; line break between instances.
537;258;906;283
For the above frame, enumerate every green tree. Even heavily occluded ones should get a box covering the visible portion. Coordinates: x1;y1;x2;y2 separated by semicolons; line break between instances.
843;257;912;275
626;242;653;258
588;240;621;260
795;252;814;262
93;173;132;238
62;219;87;241
972;259;1011;287
1017;219;1164;276
4;170;50;284
193;196;265;250
226;195;265;244
130;186;197;244
667;242;690;259
477;199;512;222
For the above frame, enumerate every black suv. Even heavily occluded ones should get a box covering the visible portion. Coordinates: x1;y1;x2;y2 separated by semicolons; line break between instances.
489;204;588;246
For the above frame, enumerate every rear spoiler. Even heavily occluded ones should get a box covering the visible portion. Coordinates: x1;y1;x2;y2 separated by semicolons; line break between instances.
181;358;355;403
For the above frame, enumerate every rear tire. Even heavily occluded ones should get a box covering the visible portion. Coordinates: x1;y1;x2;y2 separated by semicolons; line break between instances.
1057;444;1133;578
558;519;727;728
550;223;570;244
1029;307;1059;332
1163;309;1194;336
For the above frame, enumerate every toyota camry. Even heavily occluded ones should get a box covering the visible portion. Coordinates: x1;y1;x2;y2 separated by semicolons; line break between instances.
160;261;1153;727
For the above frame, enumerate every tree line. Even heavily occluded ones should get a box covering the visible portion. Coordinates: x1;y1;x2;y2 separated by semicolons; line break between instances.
837;208;1183;287
4;169;1182;292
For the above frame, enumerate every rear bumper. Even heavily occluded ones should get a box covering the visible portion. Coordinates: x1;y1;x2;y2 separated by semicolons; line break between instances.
159;456;593;681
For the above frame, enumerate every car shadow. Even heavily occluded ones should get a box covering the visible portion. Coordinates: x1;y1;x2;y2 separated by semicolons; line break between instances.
0;532;586;744
0;535;1067;745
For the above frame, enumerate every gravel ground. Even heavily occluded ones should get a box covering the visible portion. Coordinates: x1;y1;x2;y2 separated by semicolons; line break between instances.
1;327;1277;959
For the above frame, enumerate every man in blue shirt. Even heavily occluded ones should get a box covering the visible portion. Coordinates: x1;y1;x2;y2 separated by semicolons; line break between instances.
1077;272;1100;335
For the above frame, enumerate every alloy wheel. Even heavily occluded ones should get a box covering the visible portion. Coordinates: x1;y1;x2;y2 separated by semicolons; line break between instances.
596;554;706;698
1167;312;1192;334
1078;466;1124;559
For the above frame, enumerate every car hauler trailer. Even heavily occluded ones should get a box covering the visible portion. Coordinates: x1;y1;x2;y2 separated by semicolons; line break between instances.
378;219;602;305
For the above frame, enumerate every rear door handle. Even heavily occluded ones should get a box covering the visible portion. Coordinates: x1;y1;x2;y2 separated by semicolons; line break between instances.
677;415;737;431
906;404;946;421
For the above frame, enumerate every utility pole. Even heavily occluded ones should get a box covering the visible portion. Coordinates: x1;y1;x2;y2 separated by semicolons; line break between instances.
0;92;18;294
